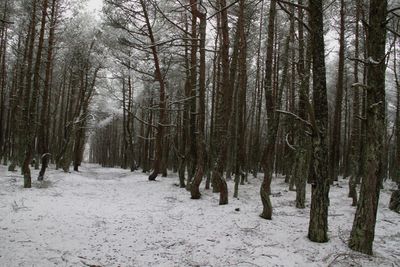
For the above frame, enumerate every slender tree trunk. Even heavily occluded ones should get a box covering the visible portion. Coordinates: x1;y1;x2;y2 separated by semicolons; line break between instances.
294;0;311;209
38;0;57;180
22;0;39;188
190;1;207;199
211;0;232;205
0;0;8;161
233;0;247;198
329;0;346;183
348;0;362;206
394;37;400;188
259;0;276;220
139;0;167;181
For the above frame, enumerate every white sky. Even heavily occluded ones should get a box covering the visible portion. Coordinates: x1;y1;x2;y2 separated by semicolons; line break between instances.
86;0;103;12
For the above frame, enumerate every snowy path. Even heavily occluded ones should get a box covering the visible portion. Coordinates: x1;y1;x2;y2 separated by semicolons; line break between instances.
0;164;399;267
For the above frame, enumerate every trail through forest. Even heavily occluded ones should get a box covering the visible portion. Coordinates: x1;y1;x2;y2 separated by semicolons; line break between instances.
0;165;399;267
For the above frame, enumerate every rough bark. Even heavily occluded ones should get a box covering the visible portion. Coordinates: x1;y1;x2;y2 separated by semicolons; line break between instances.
348;0;362;206
294;0;311;209
349;0;387;255
38;0;57;180
21;0;39;188
211;0;232;205
139;0;167;181
190;1;206;199
329;0;345;183
308;0;330;243
233;0;247;198
259;0;276;220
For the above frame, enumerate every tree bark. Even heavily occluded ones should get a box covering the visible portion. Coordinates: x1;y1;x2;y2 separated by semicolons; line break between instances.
308;0;330;243
22;0;39;188
190;1;207;199
349;0;387;255
38;0;57;180
211;0;232;205
259;0;276;220
329;0;345;183
139;0;167;181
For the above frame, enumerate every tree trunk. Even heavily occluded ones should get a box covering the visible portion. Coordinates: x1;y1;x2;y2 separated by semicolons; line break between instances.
190;1;206;199
22;0;39;188
139;0;167;181
38;0;57;180
259;0;276;220
308;0;330;243
211;0;232;205
294;0;311;209
348;0;362;206
329;0;345;183
233;0;247;199
349;0;387;255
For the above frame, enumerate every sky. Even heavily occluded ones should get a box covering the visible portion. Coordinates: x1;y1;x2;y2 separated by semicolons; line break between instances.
86;0;103;13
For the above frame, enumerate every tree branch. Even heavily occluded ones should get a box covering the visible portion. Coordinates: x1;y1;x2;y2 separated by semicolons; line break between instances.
276;109;312;129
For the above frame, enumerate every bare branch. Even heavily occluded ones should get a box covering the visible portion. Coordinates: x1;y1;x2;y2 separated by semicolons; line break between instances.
207;0;239;20
276;109;313;129
0;19;14;24
277;1;311;32
277;0;309;11
285;133;296;151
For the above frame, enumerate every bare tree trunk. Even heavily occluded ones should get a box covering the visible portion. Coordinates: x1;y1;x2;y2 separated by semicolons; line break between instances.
259;0;276;220
348;0;362;206
349;0;387;255
22;0;39;188
139;0;167;181
308;0;330;243
0;0;9;161
294;0;311;209
190;1;206;199
329;0;346;183
38;0;57;180
211;0;232;205
233;0;247;198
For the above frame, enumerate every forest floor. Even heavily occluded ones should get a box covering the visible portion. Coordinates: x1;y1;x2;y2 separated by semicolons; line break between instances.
0;164;399;267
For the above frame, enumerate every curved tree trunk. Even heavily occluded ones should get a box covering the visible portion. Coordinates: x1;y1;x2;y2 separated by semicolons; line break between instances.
139;0;167;181
259;0;276;220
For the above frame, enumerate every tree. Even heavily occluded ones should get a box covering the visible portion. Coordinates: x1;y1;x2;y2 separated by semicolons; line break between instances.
190;0;207;199
349;0;387;255
308;0;330;243
21;0;39;188
38;0;58;180
210;0;232;205
329;0;346;183
348;0;363;207
293;0;311;209
259;0;277;220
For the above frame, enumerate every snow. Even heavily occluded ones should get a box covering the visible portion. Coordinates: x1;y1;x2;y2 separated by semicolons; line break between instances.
0;164;399;267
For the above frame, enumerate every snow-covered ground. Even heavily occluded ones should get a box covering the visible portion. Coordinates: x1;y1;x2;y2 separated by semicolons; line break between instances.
0;164;399;267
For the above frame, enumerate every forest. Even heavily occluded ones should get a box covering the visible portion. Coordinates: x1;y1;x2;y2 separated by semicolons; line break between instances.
0;0;399;266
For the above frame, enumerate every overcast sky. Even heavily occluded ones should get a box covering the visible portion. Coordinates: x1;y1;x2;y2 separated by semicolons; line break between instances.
87;0;103;12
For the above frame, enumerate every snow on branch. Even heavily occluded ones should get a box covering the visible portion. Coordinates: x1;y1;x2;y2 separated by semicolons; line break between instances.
276;109;312;129
285;133;296;151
